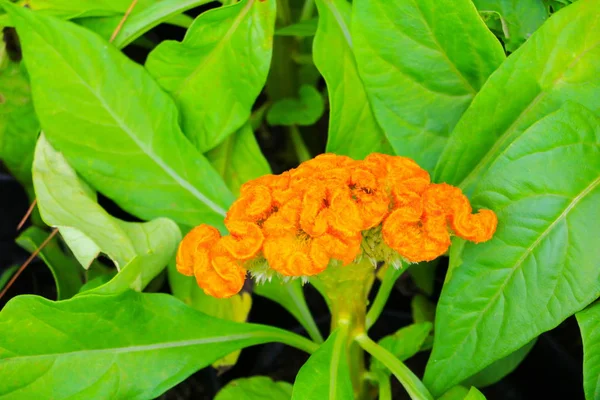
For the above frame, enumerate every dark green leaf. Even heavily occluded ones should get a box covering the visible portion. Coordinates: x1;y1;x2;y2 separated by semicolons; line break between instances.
16;226;83;299
291;328;353;399
463;339;536;388
0;290;317;399
352;0;505;172
4;3;234;229
313;0;392;159
371;323;433;377
409;261;438;296
146;0;276;152
424;103;600;394
276;17;318;37
267;85;325;126
411;295;436;324
0;265;19;291
434;0;600;195
33;134;181;278
215;377;293;400
206;122;271;196
577;301;600;400
473;0;547;52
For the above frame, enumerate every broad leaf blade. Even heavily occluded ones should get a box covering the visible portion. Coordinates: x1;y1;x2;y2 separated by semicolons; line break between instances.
435;0;600;194
215;377;293;400
0;290;315;399
206;122;272;196
4;3;234;229
291;329;353;399
313;0;392;159
33;134;181;292
577;301;600;400
16;226;83;299
267;85;325;126
424;103;600;394
146;0;276;152
352;0;505;172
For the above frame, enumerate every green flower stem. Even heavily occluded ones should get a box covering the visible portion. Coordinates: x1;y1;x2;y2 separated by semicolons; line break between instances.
365;263;408;330
270;328;320;354
290;125;312;162
355;333;433;400
300;0;315;21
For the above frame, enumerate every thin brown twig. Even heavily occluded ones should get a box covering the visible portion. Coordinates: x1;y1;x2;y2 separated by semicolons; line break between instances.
109;0;139;43
0;228;58;300
16;199;37;231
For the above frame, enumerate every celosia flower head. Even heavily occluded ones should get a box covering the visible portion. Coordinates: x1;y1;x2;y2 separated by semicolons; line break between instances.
177;153;497;298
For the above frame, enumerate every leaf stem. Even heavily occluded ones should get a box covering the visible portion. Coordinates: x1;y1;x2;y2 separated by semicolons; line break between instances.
271;328;320;354
300;0;315;21
366;264;407;330
286;284;324;344
290;125;311;162
355;333;433;400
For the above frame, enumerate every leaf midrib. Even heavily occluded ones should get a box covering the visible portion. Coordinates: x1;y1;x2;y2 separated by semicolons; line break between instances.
438;174;600;381
19;9;227;216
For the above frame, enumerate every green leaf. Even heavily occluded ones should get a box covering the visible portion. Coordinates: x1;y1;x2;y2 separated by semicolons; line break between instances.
0;290;317;399
276;17;318;37
291;328;354;400
14;0;130;19
0;265;19;291
409;260;438;296
313;0;392;159
439;386;487;400
16;226;83;299
472;0;548;52
352;0;505;173
215;377;293;400
424;103;600;394
371;323;433;377
411;295;436;324
146;0;276;152
33;134;181;283
206;122;272;196
0;45;40;187
267;85;325;126
578;301;600;400
463;339;536;388
465;388;487;400
254;278;324;344
434;0;600;195
78;0;209;49
167;261;252;369
4;2;234;229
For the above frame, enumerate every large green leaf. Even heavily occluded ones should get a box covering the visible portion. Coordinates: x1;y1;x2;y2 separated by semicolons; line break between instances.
473;0;547;52
424;103;600;394
215;377;293;400
167;261;252;369
33;134;180;281
439;387;487;400
352;0;505;172
206;122;271;196
371;323;433;377
4;2;234;230
14;0;130;19
291;328;353;399
16;226;83;299
0;290;317;399
434;0;600;194
0;44;39;187
254;278;324;344
313;0;392;159
578;301;600;400
146;0;276;152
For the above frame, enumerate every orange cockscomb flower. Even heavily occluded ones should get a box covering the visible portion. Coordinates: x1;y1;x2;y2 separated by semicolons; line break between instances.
176;153;498;298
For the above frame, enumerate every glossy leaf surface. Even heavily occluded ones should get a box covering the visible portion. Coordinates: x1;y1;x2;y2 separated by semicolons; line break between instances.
146;0;276;152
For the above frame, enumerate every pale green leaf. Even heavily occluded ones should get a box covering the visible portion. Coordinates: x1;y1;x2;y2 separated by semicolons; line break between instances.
215;377;293;400
254;278;324;344
424;103;600;394
439;386;470;400
435;0;600;195
371;323;433;377
16;226;83;299
146;0;276;152
0;290;317;399
4;3;234;229
267;85;325;126
33;134;181;286
352;0;505;172
473;0;547;52
465;387;487;400
577;301;600;400
291;328;354;399
313;0;392;159
206;122;271;196
276;17;318;37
